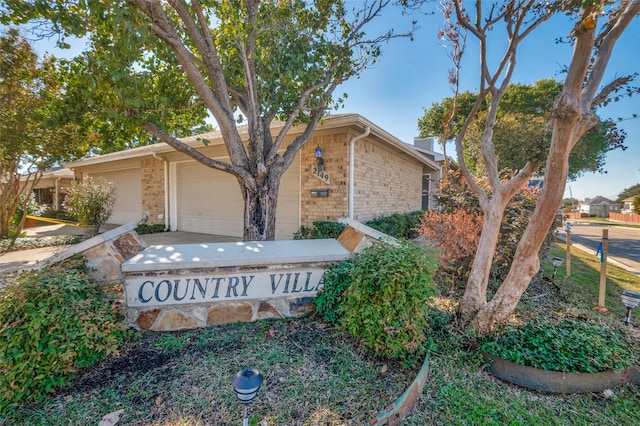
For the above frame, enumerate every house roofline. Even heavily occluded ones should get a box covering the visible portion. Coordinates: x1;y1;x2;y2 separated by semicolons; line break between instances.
65;113;439;171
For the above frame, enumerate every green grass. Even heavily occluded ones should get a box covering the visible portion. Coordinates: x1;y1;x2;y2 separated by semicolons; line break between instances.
2;243;639;425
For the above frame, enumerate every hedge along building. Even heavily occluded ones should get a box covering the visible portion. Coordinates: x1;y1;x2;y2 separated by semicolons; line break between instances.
65;114;442;240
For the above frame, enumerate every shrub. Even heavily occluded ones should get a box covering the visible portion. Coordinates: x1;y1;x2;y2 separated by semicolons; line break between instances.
339;243;438;361
135;223;166;234
426;170;558;287
10;193;46;226
416;209;483;289
313;259;354;324
62;177;116;226
293;221;346;239
0;256;130;411
480;316;640;373
365;211;422;240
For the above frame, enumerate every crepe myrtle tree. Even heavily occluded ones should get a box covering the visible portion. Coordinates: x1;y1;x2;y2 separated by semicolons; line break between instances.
425;0;640;333
3;0;408;241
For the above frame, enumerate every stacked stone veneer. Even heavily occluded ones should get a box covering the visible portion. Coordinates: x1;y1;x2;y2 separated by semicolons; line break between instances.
122;239;351;331
35;222;146;284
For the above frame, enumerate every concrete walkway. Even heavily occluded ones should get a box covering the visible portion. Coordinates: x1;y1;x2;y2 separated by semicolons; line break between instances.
0;223;240;274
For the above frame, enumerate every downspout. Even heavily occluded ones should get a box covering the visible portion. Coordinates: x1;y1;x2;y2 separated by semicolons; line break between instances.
152;152;169;231
348;126;370;221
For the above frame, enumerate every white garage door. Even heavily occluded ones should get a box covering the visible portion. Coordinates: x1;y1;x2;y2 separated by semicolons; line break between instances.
174;159;300;239
89;168;142;225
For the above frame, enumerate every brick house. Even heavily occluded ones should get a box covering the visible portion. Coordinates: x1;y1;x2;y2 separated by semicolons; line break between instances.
65;114;441;239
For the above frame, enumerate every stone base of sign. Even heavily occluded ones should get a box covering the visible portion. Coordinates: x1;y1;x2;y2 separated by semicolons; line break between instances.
122;239;350;331
337;219;399;253
35;222;145;284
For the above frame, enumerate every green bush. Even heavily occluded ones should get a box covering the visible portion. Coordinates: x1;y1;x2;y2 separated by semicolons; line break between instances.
481;316;640;373
365;211;422;240
135;223;166;234
0;256;130;411
293;221;346;239
313;259;354;324
339;243;438;361
41;208;71;221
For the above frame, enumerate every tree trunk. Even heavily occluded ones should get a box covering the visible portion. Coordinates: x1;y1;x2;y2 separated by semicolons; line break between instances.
241;165;284;241
469;95;585;334
457;197;508;322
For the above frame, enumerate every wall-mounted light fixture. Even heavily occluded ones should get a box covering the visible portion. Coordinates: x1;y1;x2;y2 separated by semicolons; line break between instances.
315;145;324;173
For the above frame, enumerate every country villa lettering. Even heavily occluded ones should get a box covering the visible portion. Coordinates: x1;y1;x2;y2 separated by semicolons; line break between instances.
126;269;327;307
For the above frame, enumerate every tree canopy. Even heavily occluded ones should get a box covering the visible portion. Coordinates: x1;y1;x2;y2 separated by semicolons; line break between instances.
617;183;640;203
0;28;90;237
418;79;627;180
2;0;402;240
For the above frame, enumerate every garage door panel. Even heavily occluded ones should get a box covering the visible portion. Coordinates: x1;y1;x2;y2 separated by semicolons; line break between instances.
175;158;300;239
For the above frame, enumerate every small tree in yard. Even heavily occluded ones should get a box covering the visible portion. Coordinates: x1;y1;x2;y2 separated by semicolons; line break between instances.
0;29;89;238
633;194;640;214
2;0;406;241
425;0;640;333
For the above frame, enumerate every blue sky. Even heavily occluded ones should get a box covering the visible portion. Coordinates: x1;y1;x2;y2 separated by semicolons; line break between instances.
27;2;639;202
337;3;640;202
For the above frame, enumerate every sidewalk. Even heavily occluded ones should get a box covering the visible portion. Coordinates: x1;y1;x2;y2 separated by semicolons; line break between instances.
0;223;240;275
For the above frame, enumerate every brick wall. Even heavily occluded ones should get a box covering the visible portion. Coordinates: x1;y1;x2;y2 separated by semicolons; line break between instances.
141;157;165;225
353;138;422;222
299;131;424;226
300;132;349;226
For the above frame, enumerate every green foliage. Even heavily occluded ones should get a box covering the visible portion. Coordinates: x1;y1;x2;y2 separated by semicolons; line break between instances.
293;211;422;241
418;79;625;180
633;194;640;214
0;235;81;254
10;192;46;226
481;316;640;373
0;28;91;238
41;208;71;221
135;223;166;235
365;211;422;240
313;259;354;324
617;183;640;204
293;221;346;239
62;177;116;226
0;256;130;411
339;243;438;361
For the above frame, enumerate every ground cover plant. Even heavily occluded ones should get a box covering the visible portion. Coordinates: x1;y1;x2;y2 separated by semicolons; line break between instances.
0;234;81;254
0;256;130;412
2;243;639;425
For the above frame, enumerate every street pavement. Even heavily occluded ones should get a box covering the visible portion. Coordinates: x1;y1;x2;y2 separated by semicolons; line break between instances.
558;220;640;275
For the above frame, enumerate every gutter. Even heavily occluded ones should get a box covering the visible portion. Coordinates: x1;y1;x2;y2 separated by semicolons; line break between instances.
348;126;370;220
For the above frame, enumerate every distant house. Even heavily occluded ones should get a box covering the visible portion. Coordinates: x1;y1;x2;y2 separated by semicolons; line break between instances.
621;196;637;214
578;196;620;218
65;114;442;240
29;167;75;210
